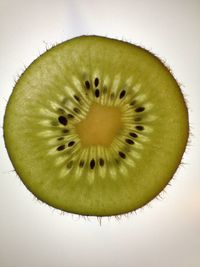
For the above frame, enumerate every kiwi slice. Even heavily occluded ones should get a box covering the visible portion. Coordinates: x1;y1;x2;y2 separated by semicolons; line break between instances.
3;35;189;217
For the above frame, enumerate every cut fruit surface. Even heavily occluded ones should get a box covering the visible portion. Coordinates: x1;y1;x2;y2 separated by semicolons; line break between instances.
76;103;122;147
3;35;189;216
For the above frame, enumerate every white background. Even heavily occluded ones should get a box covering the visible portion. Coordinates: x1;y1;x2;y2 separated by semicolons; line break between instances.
0;0;200;266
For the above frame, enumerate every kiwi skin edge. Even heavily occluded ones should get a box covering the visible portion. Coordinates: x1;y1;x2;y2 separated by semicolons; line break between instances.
3;35;189;218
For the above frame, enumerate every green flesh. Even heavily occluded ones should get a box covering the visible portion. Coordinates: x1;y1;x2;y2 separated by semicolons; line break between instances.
4;36;189;216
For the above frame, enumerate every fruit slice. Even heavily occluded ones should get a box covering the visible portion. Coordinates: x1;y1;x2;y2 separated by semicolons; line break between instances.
3;36;189;216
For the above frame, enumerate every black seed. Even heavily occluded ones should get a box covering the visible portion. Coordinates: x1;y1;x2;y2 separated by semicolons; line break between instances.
74;95;80;102
99;158;104;167
90;159;95;169
67;161;73;169
58;116;68;126
68;141;75;147
57;145;65;151
67;114;74;119
119;90;126;99
73;107;80;113
130;100;136;106
57;137;64;141
136;125;144;131
129;132;138;138
119;151;126;159
135;107;145;112
126;139;134;145
85;80;90;89
95;89;100;97
62;129;69;133
79;160;85;168
94;77;99;87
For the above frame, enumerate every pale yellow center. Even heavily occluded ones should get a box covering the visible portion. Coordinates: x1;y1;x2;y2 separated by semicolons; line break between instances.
75;103;122;147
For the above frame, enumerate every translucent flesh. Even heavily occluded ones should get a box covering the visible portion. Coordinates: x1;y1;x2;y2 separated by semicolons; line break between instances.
76;103;122;147
4;36;189;216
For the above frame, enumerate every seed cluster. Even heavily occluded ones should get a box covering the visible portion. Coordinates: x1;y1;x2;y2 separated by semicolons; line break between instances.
48;75;152;177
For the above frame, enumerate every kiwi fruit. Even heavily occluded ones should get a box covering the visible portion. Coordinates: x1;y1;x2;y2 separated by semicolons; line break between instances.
3;35;189;217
